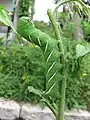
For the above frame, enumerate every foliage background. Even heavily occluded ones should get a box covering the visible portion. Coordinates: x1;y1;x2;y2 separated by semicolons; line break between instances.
0;35;90;110
0;1;90;110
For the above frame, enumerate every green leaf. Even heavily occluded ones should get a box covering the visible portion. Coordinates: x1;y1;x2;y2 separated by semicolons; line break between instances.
28;86;42;97
0;5;16;33
76;44;90;58
0;5;11;26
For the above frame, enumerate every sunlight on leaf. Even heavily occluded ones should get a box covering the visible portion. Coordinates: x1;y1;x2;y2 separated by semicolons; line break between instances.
0;5;16;33
0;5;12;26
28;86;42;97
76;44;90;58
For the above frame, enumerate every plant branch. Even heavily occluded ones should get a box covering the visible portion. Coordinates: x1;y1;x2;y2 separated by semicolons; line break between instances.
47;9;67;120
42;97;57;118
54;0;90;12
55;0;77;11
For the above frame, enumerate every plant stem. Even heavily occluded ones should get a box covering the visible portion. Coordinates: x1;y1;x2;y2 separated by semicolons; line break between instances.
47;9;64;61
47;9;67;120
42;97;57;118
57;71;67;120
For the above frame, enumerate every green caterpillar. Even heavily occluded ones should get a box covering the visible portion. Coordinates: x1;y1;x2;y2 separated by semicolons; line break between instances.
17;17;61;97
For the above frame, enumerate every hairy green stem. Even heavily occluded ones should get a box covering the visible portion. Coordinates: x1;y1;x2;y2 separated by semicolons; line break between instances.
47;9;67;120
47;9;64;62
47;9;61;40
